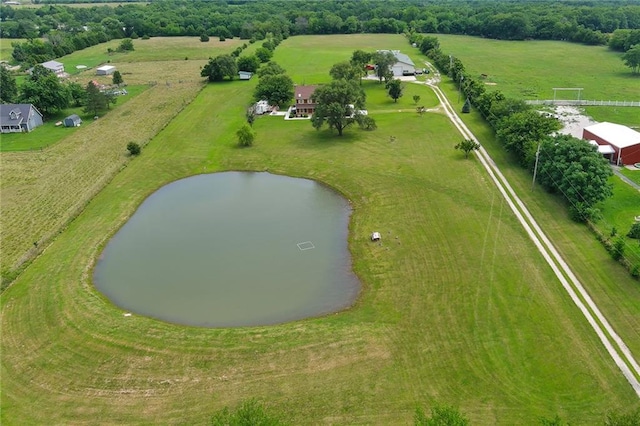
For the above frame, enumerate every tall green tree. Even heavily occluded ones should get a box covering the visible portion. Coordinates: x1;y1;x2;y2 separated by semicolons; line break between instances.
495;110;560;166
454;139;480;158
201;54;238;82
329;61;360;81
311;79;365;136
237;55;260;73
372;50;396;83
67;81;86;107
19;64;70;116
112;70;124;85
254;73;293;106
537;135;613;222
350;49;372;83
386;78;404;102
0;67;19;103
257;61;286;77
622;44;640;74
83;81;114;117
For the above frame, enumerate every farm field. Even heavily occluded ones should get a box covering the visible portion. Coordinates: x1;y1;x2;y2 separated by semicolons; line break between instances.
435;34;640;127
0;36;249;280
0;37;26;61
1;34;640;424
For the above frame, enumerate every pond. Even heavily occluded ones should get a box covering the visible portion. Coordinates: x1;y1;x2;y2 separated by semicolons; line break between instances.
93;172;360;327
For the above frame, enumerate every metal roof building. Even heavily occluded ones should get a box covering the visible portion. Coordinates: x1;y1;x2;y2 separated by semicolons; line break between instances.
583;122;640;166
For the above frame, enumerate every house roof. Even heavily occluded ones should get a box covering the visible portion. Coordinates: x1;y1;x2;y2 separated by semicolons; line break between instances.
584;122;640;149
0;104;40;125
392;51;415;67
377;50;415;67
41;60;63;69
295;85;317;100
96;65;116;71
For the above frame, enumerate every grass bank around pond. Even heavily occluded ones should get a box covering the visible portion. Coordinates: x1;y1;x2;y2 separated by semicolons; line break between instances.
2;34;639;424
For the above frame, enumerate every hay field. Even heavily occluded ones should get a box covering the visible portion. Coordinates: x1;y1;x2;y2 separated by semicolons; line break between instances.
1;34;639;424
0;69;203;280
1;36;243;278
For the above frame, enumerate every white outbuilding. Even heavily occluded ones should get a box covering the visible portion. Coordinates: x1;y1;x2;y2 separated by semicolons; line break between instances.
96;65;116;76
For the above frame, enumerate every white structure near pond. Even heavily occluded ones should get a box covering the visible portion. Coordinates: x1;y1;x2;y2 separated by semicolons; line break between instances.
96;65;116;75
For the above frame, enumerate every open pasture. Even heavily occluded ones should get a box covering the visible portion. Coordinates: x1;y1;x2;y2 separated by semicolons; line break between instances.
436;34;640;126
1;34;639;425
0;37;26;61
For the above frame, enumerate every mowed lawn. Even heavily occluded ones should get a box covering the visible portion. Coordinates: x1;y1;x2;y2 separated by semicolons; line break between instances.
435;34;640;127
1;34;639;424
431;35;640;355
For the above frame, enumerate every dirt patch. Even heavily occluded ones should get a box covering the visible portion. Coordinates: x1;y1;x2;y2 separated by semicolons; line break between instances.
550;106;598;139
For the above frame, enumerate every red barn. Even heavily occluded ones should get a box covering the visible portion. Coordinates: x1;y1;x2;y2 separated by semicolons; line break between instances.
583;122;640;166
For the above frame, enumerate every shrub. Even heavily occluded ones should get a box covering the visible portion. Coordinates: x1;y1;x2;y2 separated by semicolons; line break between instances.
200;34;209;42
358;115;377;130
627;222;640;239
219;36;226;42
127;142;141;156
610;237;625;261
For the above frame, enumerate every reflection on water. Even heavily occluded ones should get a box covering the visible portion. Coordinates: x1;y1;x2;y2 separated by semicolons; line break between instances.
94;172;360;327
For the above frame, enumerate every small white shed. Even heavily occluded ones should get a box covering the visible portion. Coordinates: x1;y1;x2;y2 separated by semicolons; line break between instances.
96;65;116;76
371;232;381;241
238;71;253;80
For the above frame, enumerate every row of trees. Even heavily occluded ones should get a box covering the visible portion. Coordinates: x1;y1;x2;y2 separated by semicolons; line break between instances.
1;65;119;117
413;35;613;222
200;35;281;82
3;0;640;67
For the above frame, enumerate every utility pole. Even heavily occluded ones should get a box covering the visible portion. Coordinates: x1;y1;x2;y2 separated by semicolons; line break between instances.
532;141;542;190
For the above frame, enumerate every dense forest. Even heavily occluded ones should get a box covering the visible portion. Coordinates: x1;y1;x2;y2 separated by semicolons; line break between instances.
2;0;640;67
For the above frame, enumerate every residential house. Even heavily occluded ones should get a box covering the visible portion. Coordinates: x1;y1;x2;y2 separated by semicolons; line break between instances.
41;60;65;76
293;85;317;117
0;104;44;133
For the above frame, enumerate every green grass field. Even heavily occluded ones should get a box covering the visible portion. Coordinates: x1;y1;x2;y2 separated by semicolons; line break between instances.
435;35;640;127
1;34;640;424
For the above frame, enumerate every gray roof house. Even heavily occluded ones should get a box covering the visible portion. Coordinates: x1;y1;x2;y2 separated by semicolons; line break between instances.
0;104;44;133
63;114;82;127
41;60;65;75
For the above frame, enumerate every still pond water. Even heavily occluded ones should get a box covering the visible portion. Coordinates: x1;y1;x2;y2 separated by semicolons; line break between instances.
93;172;360;327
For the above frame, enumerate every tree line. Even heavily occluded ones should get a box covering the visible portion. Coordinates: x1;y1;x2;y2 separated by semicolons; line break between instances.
3;0;640;68
410;33;613;224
